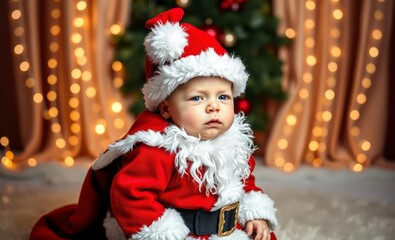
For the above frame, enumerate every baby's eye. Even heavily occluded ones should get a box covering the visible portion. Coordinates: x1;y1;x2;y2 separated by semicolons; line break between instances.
218;95;230;100
189;96;203;101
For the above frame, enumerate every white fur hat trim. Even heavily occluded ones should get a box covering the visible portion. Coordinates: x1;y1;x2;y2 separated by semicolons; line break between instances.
142;48;249;111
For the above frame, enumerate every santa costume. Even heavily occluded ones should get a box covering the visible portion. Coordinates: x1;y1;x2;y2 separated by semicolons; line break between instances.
30;8;277;240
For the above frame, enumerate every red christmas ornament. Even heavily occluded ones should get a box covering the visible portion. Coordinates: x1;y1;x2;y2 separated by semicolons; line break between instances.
220;0;247;12
235;97;252;115
200;24;223;42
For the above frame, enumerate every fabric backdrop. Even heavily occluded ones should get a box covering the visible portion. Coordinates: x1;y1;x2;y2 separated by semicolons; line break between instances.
266;0;394;171
0;0;394;171
0;0;131;169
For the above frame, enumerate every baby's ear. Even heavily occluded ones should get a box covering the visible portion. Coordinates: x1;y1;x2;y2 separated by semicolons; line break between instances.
158;101;171;119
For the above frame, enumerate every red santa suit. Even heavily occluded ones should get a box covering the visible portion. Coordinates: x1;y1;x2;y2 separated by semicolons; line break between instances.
96;111;277;239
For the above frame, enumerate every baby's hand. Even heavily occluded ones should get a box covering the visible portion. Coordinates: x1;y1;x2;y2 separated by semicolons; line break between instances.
245;219;271;240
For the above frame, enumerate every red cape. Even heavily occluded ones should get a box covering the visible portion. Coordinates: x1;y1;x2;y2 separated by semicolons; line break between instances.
29;111;168;239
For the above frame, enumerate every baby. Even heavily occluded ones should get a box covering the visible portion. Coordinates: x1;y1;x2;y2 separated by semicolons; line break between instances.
30;7;277;240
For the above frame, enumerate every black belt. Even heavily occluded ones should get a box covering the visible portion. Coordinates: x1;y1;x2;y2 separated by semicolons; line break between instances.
176;202;239;237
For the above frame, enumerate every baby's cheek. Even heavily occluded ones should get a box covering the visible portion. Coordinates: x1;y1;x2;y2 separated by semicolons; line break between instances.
181;116;201;134
182;110;201;124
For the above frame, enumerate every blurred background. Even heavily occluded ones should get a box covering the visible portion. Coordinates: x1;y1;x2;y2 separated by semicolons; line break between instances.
0;0;394;171
1;1;395;239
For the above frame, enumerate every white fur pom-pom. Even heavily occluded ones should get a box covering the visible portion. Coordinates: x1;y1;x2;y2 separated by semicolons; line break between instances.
144;22;188;65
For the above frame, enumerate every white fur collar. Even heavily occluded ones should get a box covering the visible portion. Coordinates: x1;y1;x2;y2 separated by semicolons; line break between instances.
162;114;255;196
92;114;256;204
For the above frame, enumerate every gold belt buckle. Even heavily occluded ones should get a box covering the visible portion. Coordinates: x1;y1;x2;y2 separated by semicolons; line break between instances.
218;202;239;237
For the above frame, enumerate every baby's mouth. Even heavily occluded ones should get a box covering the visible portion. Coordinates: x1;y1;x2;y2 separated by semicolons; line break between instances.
205;119;221;126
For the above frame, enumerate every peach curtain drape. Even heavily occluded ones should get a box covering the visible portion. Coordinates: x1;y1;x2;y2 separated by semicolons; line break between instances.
2;0;131;168
2;0;394;172
266;0;394;171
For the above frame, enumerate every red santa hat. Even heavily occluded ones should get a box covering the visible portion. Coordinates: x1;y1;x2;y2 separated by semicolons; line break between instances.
142;8;249;111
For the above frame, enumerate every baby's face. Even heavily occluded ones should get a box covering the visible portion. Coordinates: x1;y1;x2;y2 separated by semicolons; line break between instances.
162;76;234;140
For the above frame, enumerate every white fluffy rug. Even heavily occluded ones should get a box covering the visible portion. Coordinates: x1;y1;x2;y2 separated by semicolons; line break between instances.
1;159;395;240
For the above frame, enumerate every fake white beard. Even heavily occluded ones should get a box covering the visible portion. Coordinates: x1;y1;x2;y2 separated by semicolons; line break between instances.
160;114;256;196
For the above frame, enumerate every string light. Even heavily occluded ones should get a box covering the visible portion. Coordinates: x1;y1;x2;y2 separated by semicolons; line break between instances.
95;123;106;135
305;1;316;10
350;127;360;137
360;140;371;151
56;138;66;149
27;158;37;167
110;24;122;35
305;37;315;48
347;0;386;171
2;156;13;168
19;61;30;71
71;68;82;79
306;55;317;66
85;87;96;97
113;77;124;88
51;123;61;133
277;139;288;150
285;28;296;39
69;136;79;146
318;143;327;152
76;1;87;11
1;136;14;169
301;0;344;169
352;163;363;172
77;56;87;66
274;156;285;168
71;33;82;43
356;153;367;163
111;101;123;113
332;9;343;20
64;156;75;166
114;118;125;129
283;162;295;172
1;137;9;146
14;44;24;54
273;0;319;171
308;141;319;152
48;107;59;118
286;115;297;126
312;158;322;168
322;111;332;122
74;17;84;27
350;110;360;121
327;61;338;72
70;83;81;94
70;123;81;134
298;88;309;99
372;29;382;40
356;93;367;104
25;77;35;88
70;111;80;121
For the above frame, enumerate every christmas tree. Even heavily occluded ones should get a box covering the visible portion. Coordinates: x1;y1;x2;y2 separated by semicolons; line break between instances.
114;0;289;131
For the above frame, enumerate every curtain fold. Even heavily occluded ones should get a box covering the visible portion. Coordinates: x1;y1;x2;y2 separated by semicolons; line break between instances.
2;0;394;172
268;0;394;171
3;0;131;169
